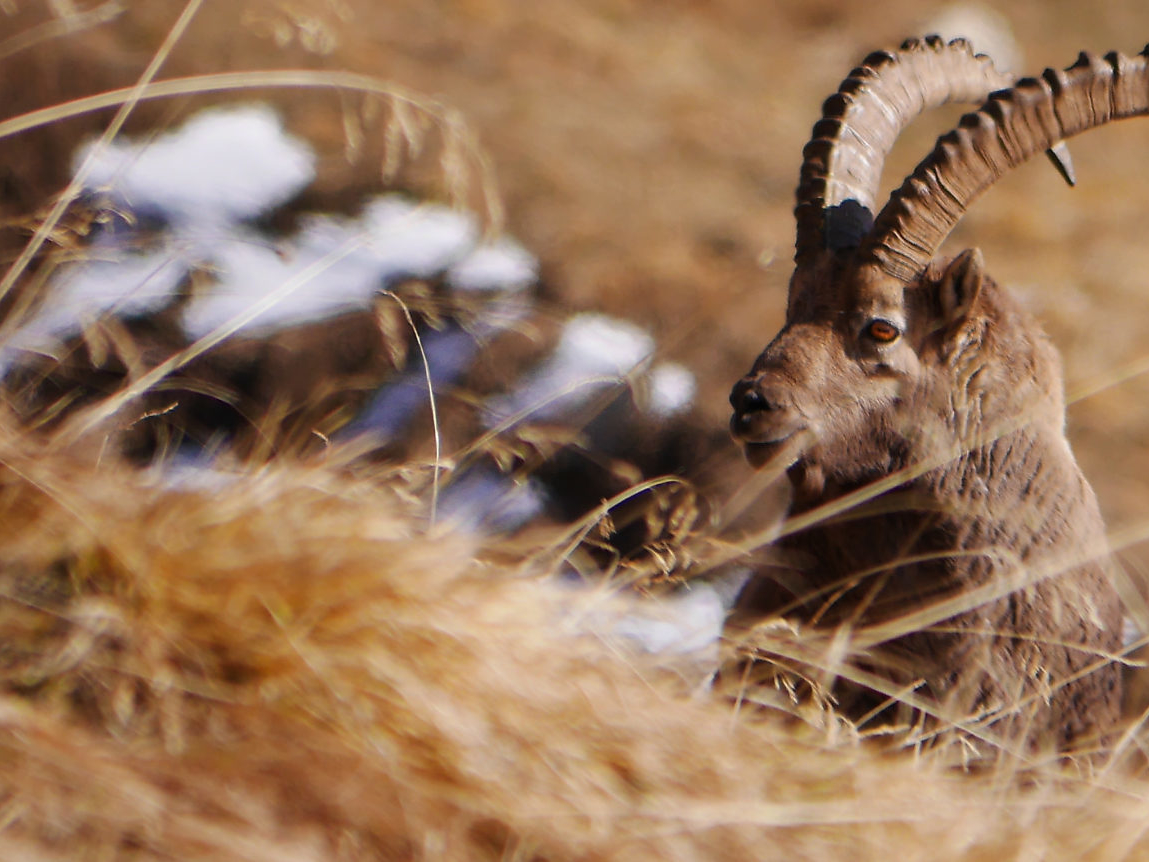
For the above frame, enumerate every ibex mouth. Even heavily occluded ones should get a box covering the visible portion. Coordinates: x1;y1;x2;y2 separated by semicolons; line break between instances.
729;381;807;469
738;431;812;470
729;411;808;469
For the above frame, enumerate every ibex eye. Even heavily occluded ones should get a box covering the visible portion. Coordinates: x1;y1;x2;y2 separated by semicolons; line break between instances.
864;319;900;344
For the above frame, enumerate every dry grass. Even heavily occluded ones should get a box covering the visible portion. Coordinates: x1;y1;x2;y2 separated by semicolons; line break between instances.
3;434;1149;861
4;1;1149;858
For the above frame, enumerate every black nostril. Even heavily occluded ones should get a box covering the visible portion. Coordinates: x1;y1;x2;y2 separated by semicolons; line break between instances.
731;383;773;415
743;389;767;412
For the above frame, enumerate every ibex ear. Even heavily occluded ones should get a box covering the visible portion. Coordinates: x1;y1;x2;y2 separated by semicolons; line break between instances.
938;248;985;325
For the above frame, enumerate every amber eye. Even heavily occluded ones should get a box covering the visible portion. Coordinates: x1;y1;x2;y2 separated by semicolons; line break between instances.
864;319;900;344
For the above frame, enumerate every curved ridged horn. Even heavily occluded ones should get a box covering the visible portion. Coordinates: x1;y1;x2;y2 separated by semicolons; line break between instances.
859;46;1149;283
795;36;1019;266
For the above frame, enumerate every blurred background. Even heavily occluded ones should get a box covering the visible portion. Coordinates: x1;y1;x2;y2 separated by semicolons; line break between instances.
2;0;1148;571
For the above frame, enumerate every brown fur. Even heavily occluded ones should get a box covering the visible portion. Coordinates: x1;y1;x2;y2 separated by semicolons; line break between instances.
731;245;1123;751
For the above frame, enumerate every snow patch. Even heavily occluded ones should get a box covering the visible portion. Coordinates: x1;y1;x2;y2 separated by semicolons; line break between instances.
448;237;538;292
489;313;655;423
647;361;696;418
0;246;189;372
599;585;726;656
78;105;316;225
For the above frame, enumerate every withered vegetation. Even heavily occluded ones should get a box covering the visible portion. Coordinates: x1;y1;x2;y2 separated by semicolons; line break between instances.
3;2;1149;860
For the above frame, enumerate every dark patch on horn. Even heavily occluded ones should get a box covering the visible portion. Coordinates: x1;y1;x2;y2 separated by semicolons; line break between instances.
823;200;875;252
792;37;1018;277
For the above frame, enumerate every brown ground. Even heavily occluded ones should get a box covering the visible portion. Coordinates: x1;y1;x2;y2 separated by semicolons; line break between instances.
3;1;1148;563
11;1;1148;543
3;7;1147;453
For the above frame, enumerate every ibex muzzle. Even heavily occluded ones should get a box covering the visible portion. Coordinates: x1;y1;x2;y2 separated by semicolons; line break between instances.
729;37;1149;752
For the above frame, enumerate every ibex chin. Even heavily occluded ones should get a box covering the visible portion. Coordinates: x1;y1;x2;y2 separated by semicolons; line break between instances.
728;37;1149;752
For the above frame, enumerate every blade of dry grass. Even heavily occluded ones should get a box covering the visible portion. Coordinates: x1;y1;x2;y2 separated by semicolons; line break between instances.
0;0;124;62
0;69;503;232
381;290;442;526
0;0;204;311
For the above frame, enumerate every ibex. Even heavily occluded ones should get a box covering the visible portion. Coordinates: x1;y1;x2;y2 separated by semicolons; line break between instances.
729;37;1149;752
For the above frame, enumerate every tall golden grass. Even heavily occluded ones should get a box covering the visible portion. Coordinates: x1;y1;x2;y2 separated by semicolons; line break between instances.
4;2;1149;859
3;426;1149;860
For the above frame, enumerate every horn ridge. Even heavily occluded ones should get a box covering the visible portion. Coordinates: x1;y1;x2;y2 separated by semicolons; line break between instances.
793;37;1016;269
860;47;1149;283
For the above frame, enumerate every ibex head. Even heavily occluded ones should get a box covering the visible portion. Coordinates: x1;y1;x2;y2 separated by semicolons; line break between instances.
730;38;1149;497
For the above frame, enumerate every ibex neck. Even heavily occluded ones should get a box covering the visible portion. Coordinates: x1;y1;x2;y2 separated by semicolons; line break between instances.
782;425;1106;614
